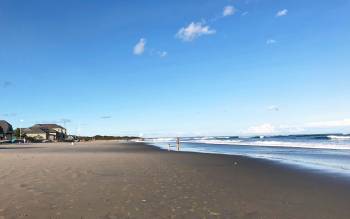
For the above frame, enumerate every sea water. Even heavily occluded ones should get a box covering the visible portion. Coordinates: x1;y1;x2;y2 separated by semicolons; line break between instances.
144;134;350;177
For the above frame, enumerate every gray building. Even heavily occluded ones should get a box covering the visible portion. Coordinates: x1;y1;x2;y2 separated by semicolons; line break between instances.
0;120;14;141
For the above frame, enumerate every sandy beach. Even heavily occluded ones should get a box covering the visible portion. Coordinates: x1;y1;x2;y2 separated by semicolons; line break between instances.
0;141;350;219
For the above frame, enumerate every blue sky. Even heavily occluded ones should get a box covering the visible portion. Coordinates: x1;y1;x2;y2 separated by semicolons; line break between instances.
1;0;350;137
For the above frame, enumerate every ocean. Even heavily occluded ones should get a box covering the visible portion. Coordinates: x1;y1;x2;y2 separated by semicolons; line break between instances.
143;134;350;177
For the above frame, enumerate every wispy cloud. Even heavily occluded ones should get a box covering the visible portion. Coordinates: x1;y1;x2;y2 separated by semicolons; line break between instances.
133;39;166;58
276;9;288;17
60;118;71;123
244;118;350;135
210;5;238;22
223;5;236;17
241;11;248;16
149;49;168;58
267;105;279;111
176;22;216;42
158;51;168;58
133;38;146;55
244;123;306;135
266;39;277;45
36;118;72;125
2;113;17;117
246;123;276;135
100;116;112;119
278;125;306;133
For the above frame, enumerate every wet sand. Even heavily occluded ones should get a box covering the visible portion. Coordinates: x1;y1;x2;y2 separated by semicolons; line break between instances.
0;141;350;219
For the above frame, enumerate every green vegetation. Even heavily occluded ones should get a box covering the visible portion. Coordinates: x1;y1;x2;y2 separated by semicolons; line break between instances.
14;128;21;138
78;135;141;141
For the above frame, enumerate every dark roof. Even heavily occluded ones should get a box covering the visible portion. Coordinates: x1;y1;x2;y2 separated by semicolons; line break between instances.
23;127;59;134
32;124;65;129
0;120;13;134
22;127;46;134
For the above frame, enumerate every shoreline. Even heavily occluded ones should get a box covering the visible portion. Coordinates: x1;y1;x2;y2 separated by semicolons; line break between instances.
146;140;350;179
145;142;350;184
1;141;350;218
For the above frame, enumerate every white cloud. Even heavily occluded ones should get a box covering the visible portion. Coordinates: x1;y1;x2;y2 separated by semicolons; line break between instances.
246;123;276;135
244;123;306;135
276;9;288;17
266;39;277;45
243;119;350;135
176;22;216;42
158;51;168;58
305;119;350;128
244;118;350;135
223;5;236;17
278;125;306;133
241;11;248;16
133;38;146;55
267;105;279;111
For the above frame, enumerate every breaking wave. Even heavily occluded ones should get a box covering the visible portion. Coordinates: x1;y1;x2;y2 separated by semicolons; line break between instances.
144;134;350;150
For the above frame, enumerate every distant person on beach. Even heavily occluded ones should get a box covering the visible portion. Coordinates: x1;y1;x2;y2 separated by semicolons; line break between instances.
176;137;180;151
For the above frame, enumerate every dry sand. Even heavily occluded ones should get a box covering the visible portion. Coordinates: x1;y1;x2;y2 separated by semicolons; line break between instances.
0;141;350;219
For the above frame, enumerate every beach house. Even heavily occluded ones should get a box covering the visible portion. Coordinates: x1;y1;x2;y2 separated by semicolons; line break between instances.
23;124;67;142
22;127;48;141
0;120;14;141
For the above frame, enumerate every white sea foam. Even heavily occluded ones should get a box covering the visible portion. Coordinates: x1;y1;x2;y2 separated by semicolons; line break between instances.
328;135;350;140
193;140;350;150
145;137;350;150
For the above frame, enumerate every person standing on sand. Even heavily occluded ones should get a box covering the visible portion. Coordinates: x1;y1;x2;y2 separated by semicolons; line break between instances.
176;137;180;151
